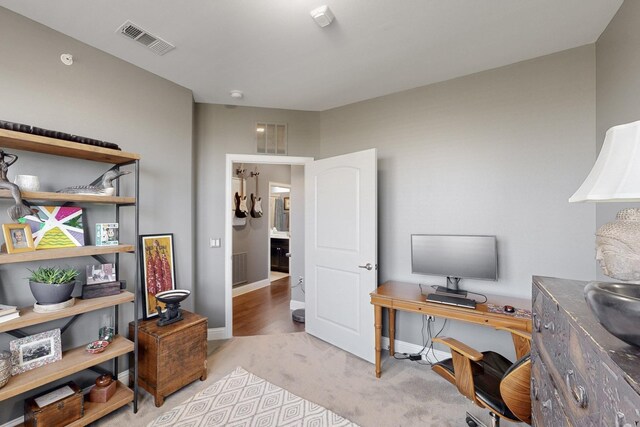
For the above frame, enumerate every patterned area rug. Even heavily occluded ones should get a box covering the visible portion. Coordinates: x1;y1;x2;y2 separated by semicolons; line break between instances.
148;367;359;427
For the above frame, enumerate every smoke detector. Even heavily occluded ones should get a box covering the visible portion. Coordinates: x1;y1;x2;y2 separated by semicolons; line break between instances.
60;54;73;65
310;5;335;28
116;21;175;56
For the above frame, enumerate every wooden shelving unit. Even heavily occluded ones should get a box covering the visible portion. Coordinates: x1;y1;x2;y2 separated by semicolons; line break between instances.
0;189;135;205
0;292;134;333
67;381;133;426
0;245;134;264
0;335;133;401
0;129;141;422
0;128;139;165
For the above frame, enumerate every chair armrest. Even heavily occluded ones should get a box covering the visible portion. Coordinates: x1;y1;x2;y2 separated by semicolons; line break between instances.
495;327;532;359
433;337;483;361
496;326;532;341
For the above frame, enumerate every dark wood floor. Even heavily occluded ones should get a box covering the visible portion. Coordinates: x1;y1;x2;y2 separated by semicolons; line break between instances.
233;276;305;336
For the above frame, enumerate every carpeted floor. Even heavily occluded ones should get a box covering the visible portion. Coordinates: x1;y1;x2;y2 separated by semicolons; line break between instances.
96;332;518;427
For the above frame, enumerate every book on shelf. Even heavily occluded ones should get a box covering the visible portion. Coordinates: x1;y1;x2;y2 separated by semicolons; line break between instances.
0;303;17;317
0;311;20;323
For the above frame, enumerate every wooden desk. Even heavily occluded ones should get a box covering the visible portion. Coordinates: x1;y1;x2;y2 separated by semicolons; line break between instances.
370;281;531;378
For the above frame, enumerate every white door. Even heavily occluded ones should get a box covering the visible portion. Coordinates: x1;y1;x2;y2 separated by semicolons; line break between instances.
305;148;377;363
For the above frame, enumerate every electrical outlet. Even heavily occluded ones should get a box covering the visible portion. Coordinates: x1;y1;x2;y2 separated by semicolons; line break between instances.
298;276;304;285
427;315;435;322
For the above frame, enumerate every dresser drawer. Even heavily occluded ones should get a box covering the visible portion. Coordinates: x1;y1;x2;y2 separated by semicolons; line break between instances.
531;348;572;427
533;286;600;424
596;359;640;427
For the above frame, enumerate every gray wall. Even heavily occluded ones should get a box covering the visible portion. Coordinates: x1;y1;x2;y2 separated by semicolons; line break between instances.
232;163;291;285
0;8;193;422
318;45;597;358
594;0;640;280
194;104;320;326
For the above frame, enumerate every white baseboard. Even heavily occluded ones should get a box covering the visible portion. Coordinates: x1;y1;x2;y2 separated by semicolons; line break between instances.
290;300;305;311
1;416;22;427
381;336;450;364
208;327;227;341
1;370;132;427
232;279;270;297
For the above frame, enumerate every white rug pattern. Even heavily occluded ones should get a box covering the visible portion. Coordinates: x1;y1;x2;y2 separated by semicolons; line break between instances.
148;367;359;427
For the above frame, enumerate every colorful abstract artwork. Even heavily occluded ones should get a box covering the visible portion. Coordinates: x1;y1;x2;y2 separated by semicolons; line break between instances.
140;234;176;319
19;206;85;250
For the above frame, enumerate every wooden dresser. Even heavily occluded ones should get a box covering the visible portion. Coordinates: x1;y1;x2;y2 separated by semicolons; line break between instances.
532;276;640;426
129;310;207;407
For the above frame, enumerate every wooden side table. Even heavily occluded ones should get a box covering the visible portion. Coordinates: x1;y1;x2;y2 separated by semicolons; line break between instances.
129;310;207;407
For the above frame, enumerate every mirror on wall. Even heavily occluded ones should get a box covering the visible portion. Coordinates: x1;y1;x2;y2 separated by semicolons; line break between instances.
269;183;290;234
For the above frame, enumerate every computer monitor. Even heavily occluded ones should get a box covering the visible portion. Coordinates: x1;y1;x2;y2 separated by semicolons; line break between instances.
411;234;498;295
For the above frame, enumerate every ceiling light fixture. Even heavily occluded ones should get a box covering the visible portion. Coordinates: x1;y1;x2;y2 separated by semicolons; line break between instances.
310;5;335;28
230;90;244;99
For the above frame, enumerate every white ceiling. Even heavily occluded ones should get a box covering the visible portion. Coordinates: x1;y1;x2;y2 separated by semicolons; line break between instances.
0;0;623;111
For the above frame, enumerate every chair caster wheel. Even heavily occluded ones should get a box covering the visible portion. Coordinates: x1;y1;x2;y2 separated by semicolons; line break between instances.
466;417;478;427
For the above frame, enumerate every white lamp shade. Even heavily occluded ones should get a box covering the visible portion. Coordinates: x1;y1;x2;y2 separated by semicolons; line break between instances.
569;120;640;202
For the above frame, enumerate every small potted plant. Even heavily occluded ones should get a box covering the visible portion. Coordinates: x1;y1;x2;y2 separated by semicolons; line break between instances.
28;267;79;305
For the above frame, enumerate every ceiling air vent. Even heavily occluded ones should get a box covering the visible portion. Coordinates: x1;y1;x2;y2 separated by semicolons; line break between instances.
117;21;175;56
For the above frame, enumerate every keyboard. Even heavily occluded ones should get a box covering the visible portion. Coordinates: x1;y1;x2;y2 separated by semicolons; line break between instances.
426;293;477;309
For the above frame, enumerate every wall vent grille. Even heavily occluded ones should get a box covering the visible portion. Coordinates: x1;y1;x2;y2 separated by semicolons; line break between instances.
116;21;175;56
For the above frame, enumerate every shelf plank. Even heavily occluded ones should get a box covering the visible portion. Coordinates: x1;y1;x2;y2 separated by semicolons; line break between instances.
0;245;134;264
0;189;135;205
0;292;134;333
67;381;133;427
0;335;133;401
0;128;139;165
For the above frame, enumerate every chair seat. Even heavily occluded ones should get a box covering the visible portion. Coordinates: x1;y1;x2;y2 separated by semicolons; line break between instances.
433;351;517;420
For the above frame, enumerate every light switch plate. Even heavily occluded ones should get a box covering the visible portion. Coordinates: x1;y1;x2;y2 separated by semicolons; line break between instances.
210;238;221;248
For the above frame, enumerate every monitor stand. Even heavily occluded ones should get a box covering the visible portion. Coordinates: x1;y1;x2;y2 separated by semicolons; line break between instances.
435;277;468;298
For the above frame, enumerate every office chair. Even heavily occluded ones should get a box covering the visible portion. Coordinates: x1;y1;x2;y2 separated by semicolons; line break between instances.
431;327;531;427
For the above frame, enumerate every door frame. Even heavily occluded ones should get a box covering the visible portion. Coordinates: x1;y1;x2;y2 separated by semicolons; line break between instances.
224;154;313;338
267;181;291;278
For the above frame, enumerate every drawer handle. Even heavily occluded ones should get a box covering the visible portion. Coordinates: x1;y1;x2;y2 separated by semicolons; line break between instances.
533;313;541;332
531;377;539;400
543;321;555;333
616;412;633;427
541;399;552;410
565;370;588;408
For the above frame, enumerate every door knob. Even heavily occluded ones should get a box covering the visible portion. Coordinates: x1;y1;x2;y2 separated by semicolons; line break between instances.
285;253;292;258
358;263;373;271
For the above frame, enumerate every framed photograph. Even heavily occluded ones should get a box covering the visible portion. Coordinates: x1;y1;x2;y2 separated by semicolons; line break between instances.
139;234;176;319
19;206;85;250
10;329;62;375
86;263;116;285
96;223;119;246
283;196;290;211
2;223;35;254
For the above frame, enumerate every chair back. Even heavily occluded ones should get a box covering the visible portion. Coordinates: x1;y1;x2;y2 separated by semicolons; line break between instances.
499;354;531;424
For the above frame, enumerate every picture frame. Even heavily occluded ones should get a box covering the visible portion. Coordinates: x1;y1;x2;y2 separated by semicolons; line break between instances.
2;223;35;254
85;263;116;285
139;234;176;319
10;329;62;375
283;196;290;211
19;206;85;249
95;223;119;246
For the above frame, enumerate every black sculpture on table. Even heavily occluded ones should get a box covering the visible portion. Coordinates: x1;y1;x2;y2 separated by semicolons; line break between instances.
155;290;191;327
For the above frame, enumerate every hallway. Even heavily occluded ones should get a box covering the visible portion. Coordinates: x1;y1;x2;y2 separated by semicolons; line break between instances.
232;276;304;336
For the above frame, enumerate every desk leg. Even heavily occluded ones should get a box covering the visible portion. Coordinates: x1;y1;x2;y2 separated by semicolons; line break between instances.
389;308;395;356
374;304;382;378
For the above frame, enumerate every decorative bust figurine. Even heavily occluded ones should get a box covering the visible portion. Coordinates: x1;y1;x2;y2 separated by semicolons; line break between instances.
595;208;640;283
